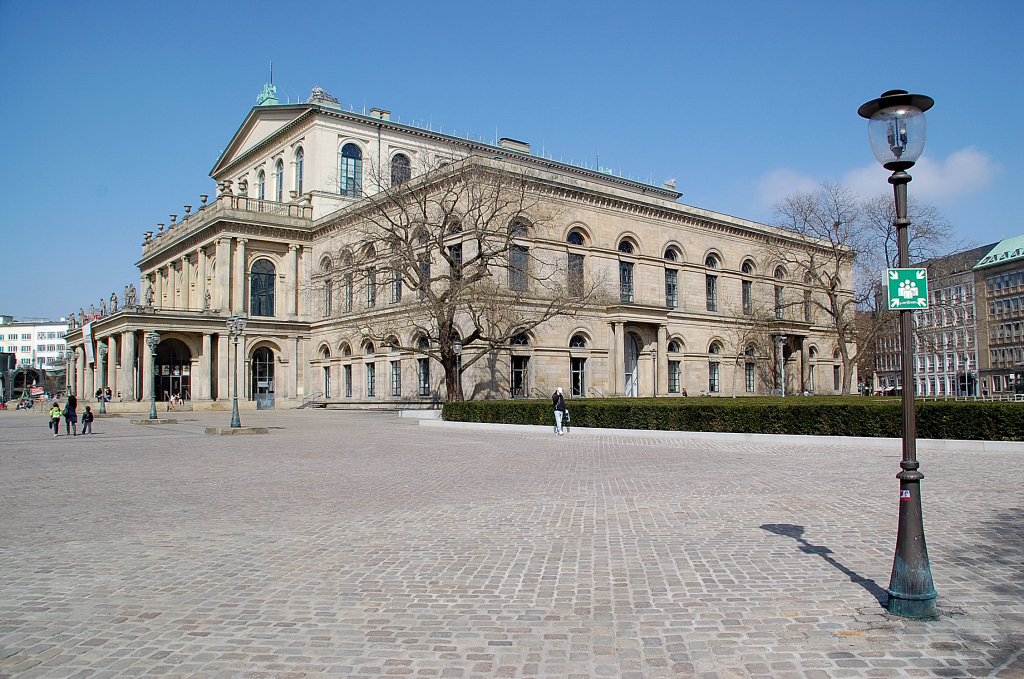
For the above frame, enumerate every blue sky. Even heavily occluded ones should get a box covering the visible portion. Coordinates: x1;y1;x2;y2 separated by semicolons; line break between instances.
1;0;1020;320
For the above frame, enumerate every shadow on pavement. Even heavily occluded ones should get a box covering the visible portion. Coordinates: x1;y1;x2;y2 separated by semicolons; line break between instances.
761;523;889;607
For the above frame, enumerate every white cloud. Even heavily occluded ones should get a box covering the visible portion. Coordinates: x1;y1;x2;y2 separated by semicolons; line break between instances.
757;168;819;207
842;146;999;203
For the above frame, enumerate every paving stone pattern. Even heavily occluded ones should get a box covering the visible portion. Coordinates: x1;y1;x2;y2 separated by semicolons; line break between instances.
0;409;1021;679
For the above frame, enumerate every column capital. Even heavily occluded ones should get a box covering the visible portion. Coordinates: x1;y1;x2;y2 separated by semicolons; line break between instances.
289;243;300;252
238;237;249;245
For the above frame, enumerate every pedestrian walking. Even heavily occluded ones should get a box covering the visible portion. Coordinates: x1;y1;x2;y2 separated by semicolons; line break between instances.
552;387;567;435
64;393;78;436
82;406;94;435
48;402;62;436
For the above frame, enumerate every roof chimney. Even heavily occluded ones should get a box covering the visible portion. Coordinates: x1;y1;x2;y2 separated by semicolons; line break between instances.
498;138;530;153
370;108;391;121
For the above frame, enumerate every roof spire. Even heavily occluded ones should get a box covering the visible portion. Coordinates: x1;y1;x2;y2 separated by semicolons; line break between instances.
256;64;278;107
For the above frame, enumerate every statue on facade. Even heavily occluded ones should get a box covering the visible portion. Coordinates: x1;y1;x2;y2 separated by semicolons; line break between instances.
204;289;211;311
144;284;154;307
125;284;137;308
79;308;86;325
110;291;118;313
100;298;107;317
88;304;96;319
69;314;77;329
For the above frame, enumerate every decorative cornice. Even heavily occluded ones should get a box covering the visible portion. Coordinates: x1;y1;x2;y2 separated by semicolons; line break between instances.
138;220;314;272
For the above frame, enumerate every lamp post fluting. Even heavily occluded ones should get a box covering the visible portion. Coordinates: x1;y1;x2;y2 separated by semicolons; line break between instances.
97;343;107;414
227;314;247;428
859;89;937;619
145;332;161;420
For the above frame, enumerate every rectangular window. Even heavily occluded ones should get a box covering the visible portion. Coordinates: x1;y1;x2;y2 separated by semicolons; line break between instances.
418;255;431;298
391;270;402;303
745;362;755;393
391;360;401;397
21;346;29;352
324;280;332;317
668;360;680;393
775;286;784;320
418;358;430;396
568;253;584;298
570;357;586;397
988;277;995;293
323;366;331;399
36;345;45;352
619;261;634;303
804;289;813;322
833;365;841;391
1004;274;1011;290
345;273;353;312
21;334;29;340
366;268;376;308
511;356;529;398
47;332;55;339
365;362;375;397
808;364;815;392
705;275;717;311
344;365;352;397
708;362;720;393
448;243;463;279
742;280;752;315
665;269;678;308
509;245;528;291
37;332;45;339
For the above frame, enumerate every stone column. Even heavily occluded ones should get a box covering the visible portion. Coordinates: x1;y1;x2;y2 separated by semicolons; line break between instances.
84;344;94;402
613;322;625;396
233;238;248;313
181;255;191;310
287;244;299;319
199;333;212;400
197;247;207;309
121;331;136;400
217;333;229;400
142;339;154;402
215;238;231;311
155;268;164;310
106;335;117;399
657;324;669;395
799;337;808;394
75;348;84;397
298;246;310;320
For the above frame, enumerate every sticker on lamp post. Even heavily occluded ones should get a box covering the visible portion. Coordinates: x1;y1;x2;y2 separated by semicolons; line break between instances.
887;268;929;309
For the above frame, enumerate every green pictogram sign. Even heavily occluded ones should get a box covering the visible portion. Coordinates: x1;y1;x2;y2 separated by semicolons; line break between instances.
887;268;929;309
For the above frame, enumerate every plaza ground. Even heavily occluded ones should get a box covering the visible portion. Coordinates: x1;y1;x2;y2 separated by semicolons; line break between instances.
0;409;1021;679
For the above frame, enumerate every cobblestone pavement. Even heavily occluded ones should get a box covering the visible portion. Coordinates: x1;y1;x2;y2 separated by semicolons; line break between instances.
0;409;1021;679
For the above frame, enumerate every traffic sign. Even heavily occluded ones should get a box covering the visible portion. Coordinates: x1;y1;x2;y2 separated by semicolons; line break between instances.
887;268;929;309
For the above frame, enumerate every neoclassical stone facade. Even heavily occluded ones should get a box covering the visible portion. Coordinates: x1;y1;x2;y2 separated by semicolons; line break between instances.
64;84;853;410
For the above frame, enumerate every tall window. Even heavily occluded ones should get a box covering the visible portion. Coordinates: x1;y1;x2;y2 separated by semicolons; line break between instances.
257;170;266;200
570;357;586;397
620;262;634;303
391;153;411;186
665;269;678;308
568;253;584;297
668;361;680;393
366;362;375;397
745;347;755;393
275;159;284;201
419;254;431;298
418;358;430;396
804;289;813;322
775;286;784;319
345;273;353;312
391;360;402;397
706;275;717;311
709;343;721;393
366;268;376;308
742;280;752;315
833;365;841;392
339;143;362;197
294;147;304;195
323;366;331;399
448;243;463;279
391;269;402;303
250;259;276;317
509;245;528;291
511;356;529;397
324;280;332;317
344;365;352;397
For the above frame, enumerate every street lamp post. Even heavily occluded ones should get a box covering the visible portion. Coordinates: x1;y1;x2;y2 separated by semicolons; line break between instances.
97;343;107;414
145;332;161;420
859;89;937;618
227;314;247;428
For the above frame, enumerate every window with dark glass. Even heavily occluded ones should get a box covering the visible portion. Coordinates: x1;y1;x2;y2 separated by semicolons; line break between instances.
569;334;587;348
391;153;411;186
448;243;463;279
257;170;266;200
324;280;332;317
570;357;586;397
391;360;401;396
366;268;376;307
804;289;813;322
391;269;402;303
509;245;529;291
366;362;375;397
294;147;304;195
742;280;752;315
344;364;352;397
339;143;362;197
568;253;584;297
511;356;529;398
345;273;353;312
665;269;678;308
250;259;276;317
775;285;784;319
275;159;284;201
618;241;634;254
567;231;585;246
705;275;717;311
833;365;841;391
620;262;634;303
418;358;430;396
668;361;680;393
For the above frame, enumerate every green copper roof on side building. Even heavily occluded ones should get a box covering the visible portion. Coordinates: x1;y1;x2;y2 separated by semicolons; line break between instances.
973;235;1024;270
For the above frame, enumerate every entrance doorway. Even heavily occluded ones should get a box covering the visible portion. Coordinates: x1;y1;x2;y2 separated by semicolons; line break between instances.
624;333;640;397
154;339;191;401
252;347;275;409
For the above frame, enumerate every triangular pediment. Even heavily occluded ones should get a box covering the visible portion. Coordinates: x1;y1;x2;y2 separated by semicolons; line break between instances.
210;104;312;178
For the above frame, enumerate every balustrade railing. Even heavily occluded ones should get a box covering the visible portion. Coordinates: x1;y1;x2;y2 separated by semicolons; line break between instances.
144;195;314;249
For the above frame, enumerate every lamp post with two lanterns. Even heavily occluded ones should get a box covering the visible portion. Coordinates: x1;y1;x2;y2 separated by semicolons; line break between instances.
145;332;161;421
858;89;937;619
227;314;247;428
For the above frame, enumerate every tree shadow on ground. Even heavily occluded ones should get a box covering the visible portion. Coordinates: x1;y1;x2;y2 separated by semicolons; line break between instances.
760;523;889;607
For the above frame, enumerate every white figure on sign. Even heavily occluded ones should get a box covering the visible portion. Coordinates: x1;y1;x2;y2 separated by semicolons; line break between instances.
898;280;919;300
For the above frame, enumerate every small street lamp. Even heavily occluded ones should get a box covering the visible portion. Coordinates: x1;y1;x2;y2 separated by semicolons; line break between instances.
97;343;107;414
145;331;161;420
859;89;937;618
227;314;247;428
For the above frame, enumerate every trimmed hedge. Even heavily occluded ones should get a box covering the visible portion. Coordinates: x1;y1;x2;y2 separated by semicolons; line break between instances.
442;397;1024;441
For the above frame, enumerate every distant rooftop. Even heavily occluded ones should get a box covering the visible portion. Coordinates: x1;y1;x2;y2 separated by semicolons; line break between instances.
973;235;1024;270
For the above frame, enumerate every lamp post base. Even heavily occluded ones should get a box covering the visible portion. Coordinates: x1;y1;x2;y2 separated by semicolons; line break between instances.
887;473;938;619
230;397;241;428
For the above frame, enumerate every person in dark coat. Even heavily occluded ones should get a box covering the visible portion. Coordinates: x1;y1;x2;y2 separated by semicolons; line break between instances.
64;393;78;436
552;387;567;435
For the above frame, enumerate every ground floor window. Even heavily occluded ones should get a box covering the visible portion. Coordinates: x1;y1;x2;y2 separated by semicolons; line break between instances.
833;365;841;391
391;360;401;397
344;365;352;397
808;365;815;392
418;358;430;396
251;347;275;409
366;362;376;397
512;356;529;398
745;362;755;393
323;366;331;399
570;357;586;397
709;362;720;393
668;360;680;393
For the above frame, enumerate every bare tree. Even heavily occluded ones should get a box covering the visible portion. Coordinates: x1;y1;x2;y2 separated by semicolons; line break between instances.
331;153;606;401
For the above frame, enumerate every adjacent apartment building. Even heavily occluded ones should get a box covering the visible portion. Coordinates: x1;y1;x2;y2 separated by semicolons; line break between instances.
974;235;1024;395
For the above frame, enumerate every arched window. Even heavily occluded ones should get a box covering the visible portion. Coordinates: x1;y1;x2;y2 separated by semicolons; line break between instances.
567;231;585;246
257;170;266;200
320;346;331;359
741;260;754;274
363;341;375;355
294;147;304;195
339;143;362;197
275;159;284;202
618;240;634;254
668;340;682;353
664;248;678;261
510;333;530;346
569;334;587;348
250;259;276;317
709;342;721;355
341;343;352;357
391;153;411;187
510;219;529;238
705;254;720;268
774;266;787;280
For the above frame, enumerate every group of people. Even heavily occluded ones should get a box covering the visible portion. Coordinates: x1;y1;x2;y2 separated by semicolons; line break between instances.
47;394;94;436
